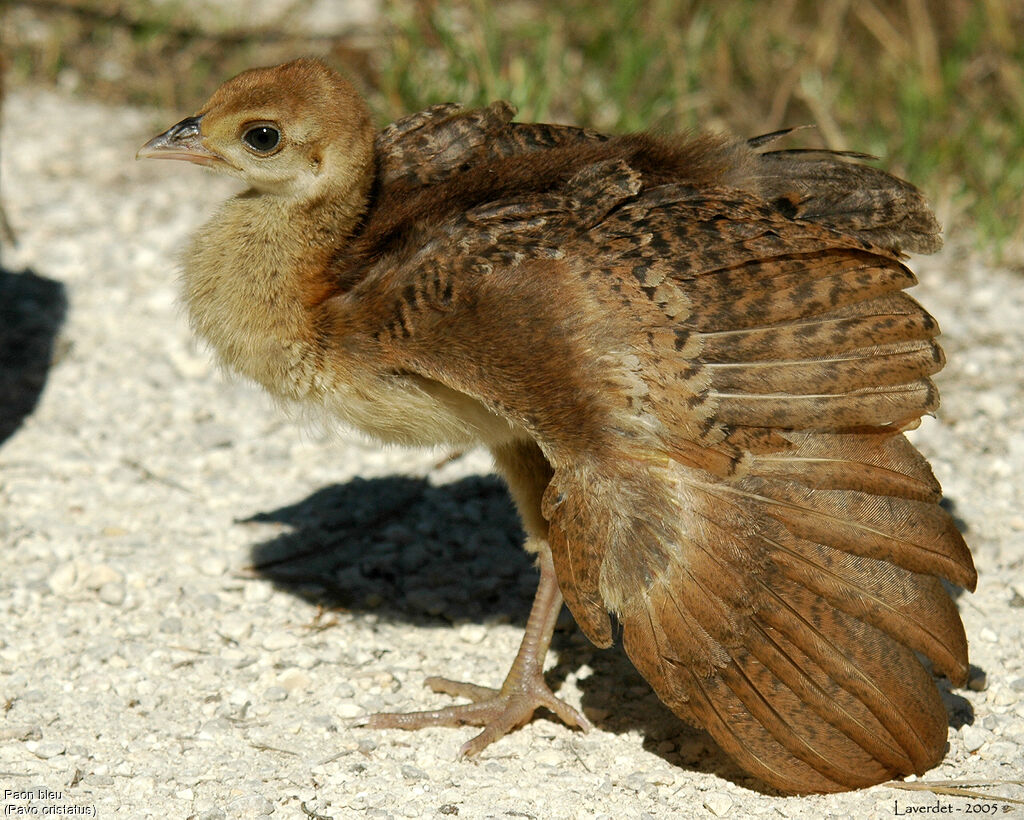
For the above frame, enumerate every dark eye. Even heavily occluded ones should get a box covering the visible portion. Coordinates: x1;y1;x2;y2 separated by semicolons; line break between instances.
242;125;280;153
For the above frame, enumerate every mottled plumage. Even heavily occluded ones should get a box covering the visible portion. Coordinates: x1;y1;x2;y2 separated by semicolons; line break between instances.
139;59;974;794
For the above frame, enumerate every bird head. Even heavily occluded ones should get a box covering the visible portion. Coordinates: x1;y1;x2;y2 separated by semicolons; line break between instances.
138;58;374;201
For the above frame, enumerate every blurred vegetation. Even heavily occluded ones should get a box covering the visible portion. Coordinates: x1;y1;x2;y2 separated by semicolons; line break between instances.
3;0;1023;258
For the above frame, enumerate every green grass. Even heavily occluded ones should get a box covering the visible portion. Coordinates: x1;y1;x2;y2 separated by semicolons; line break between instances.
371;0;1024;258
5;0;1023;257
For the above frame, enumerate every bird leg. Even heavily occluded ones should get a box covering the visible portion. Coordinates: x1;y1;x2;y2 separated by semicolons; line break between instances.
364;543;591;756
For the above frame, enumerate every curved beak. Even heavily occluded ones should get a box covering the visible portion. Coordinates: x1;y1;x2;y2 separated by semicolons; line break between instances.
137;116;222;166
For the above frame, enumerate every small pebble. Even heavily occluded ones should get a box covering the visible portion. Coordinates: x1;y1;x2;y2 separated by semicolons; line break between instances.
309;714;337;731
244;583;274;603
48;563;79;596
198;718;232;738
81;563;125;590
372;672;398;692
160;616;183;634
336;703;362;718
458;624;488;644
977;392;1009;417
26;740;66;759
261;630;298;651
979;741;1018;761
401;764;428;780
228;688;251;706
98;581;126;606
200;556;228;576
263;686;289;702
218;614;254;642
704;792;733;817
961;725;988;752
992;688;1018;706
278;669;312;693
169;347;212;379
292;650;319;669
195;592;221;609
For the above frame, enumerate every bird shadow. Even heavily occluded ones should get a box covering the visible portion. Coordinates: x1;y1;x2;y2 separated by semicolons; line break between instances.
0;266;68;445
244;474;533;627
936;494;981;733
243;472;976;792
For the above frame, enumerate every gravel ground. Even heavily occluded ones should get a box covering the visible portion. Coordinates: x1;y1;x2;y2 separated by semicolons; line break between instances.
1;87;1022;820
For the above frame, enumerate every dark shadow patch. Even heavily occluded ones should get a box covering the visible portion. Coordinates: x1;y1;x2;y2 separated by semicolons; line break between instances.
939;672;977;732
0;267;68;444
939;495;969;535
244;474;533;627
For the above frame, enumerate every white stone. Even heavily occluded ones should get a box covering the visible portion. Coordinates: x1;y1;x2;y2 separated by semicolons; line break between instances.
533;750;563;766
961;725;988;752
98;581;126;606
81;563;125;589
704;792;733;817
218;614;254;642
278;669;312;693
199;555;228;576
458;624;488;644
26;740;66;759
261;630;298;651
336;703;363;719
244;583;274;603
48;563;79;595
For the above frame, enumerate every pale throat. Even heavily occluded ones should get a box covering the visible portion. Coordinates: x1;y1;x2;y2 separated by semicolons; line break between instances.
181;183;525;450
182;190;356;400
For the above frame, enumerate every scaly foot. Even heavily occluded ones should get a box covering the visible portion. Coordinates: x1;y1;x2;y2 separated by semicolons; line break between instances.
360;545;590;756
365;668;590;757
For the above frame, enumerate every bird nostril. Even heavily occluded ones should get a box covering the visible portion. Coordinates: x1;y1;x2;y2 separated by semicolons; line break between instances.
169;116;203;139
137;115;210;163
